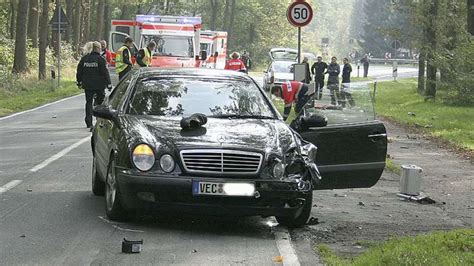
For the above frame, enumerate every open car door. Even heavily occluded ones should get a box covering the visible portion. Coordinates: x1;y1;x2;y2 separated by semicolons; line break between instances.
292;83;387;190
108;31;139;66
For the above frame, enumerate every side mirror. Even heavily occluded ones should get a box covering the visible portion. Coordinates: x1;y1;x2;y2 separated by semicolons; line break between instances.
200;50;208;61
93;105;118;121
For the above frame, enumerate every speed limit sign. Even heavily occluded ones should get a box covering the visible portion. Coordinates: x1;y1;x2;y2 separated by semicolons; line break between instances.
287;0;313;27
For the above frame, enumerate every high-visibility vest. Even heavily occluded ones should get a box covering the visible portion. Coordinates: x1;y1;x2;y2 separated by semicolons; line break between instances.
143;48;152;67
115;46;130;74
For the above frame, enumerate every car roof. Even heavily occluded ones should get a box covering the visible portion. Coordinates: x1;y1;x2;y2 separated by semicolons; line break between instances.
136;68;251;81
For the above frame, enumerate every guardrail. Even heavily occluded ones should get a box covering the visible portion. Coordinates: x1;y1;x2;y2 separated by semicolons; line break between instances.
365;58;418;65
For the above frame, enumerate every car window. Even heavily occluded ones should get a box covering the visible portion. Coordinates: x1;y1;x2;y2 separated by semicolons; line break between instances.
109;75;133;110
128;78;275;118
273;62;294;73
303;83;376;125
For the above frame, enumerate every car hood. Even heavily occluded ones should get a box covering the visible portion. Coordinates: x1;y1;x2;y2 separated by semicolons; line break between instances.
121;115;296;155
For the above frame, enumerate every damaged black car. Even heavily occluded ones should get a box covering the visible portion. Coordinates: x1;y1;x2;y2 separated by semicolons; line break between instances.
91;68;387;227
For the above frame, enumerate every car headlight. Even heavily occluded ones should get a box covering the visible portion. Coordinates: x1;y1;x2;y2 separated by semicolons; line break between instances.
132;144;155;171
159;154;175;173
272;160;285;179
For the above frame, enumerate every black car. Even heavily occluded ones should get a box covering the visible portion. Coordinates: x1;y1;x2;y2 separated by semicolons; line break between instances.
91;68;387;227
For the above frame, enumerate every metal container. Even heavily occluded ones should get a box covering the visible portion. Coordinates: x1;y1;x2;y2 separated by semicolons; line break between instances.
400;164;423;195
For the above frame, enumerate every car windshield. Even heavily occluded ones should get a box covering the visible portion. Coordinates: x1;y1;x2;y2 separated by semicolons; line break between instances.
273;61;294;73
270;50;298;61
128;77;275;118
142;35;193;57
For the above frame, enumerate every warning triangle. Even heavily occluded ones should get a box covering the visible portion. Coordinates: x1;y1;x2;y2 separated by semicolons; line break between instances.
49;6;70;25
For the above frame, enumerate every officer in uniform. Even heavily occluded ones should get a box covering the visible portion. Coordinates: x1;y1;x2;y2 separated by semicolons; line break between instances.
115;37;134;80
136;41;156;67
76;41;112;130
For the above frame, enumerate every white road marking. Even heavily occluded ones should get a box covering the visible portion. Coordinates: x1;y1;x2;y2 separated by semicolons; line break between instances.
274;226;301;266
30;136;90;172
0;180;23;194
0;94;83;121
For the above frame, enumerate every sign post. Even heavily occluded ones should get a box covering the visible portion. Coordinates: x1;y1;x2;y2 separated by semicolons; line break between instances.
49;1;69;89
393;61;398;81
287;0;313;63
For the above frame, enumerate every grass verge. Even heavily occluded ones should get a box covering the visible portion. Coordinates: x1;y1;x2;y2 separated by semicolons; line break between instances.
0;79;81;117
316;229;474;266
375;79;474;151
385;158;401;175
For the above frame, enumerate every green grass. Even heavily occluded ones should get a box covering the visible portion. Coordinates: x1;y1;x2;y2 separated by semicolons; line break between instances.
375;79;474;151
0;79;81;117
385;158;401;175
316;229;474;266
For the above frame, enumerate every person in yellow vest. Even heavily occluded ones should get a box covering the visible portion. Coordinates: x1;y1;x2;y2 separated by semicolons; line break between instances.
137;41;156;67
115;37;134;80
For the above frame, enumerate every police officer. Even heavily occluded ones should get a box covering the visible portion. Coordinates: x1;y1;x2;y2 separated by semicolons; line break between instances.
76;41;112;130
116;37;134;80
327;56;341;105
137;41;156;67
311;56;328;100
341;58;355;108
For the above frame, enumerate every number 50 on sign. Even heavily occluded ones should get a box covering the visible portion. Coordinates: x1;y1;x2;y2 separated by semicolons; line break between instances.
287;1;313;27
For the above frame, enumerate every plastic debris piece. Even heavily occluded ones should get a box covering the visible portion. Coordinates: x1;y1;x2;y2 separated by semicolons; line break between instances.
192;249;197;253
27;189;32;192
397;193;436;204
307;217;319;225
408;112;416;116
52;115;57;118
274;256;284;263
358;201;365;206
122;238;143;253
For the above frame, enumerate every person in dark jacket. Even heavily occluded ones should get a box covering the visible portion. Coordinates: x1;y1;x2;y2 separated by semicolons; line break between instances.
311;56;328;100
302;56;311;84
76;41;112;129
341;58;355;108
360;54;370;78
136;41;156;67
326;56;340;105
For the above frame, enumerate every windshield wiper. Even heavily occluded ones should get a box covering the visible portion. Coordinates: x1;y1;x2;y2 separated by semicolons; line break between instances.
210;114;275;120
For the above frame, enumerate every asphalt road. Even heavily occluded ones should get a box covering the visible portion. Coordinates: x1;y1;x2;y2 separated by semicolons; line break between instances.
0;65;416;265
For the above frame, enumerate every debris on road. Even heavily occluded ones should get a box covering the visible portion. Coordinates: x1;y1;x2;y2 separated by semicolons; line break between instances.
397;193;437;204
192;249;197;253
358;201;365;206
121;238;143;254
408;112;416;116
307;217;319;225
273;256;283;263
26;189;32;192
52;115;57;118
19;235;25;238
334;193;347;197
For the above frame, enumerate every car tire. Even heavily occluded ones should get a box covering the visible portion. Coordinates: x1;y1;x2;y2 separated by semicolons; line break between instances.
92;156;105;196
275;191;313;228
105;157;127;221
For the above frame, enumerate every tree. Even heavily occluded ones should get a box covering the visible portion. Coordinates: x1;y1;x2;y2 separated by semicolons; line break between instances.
38;0;49;79
72;0;81;56
27;0;39;48
82;0;91;43
12;0;29;74
424;0;439;99
95;0;105;40
209;0;219;31
9;0;16;40
65;0;74;42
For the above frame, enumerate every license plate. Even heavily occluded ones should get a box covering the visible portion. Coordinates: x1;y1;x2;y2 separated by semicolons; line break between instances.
192;181;255;197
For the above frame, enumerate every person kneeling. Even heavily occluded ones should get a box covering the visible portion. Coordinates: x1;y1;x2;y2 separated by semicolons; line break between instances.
271;81;310;121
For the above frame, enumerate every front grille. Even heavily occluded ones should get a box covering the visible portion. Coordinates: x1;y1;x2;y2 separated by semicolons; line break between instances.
180;149;263;175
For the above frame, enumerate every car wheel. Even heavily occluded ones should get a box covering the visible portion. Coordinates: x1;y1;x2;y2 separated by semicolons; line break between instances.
276;191;313;228
92;156;105;196
105;157;127;221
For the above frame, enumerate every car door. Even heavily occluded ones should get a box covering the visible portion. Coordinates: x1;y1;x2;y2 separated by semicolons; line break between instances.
94;75;133;178
296;84;387;190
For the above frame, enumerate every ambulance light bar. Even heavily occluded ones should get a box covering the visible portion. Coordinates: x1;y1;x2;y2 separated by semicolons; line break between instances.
136;15;202;25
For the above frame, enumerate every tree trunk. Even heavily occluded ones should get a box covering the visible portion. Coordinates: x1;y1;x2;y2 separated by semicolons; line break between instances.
9;1;16;40
425;0;439;99
13;0;29;74
222;0;230;31
39;0;49;79
65;0;74;42
417;51;425;95
103;0;110;41
82;0;91;43
72;0;82;57
226;0;236;50
95;0;105;40
209;0;218;31
27;0;39;48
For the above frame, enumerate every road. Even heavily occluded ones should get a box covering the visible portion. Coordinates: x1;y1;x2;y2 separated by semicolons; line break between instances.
0;65;416;265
